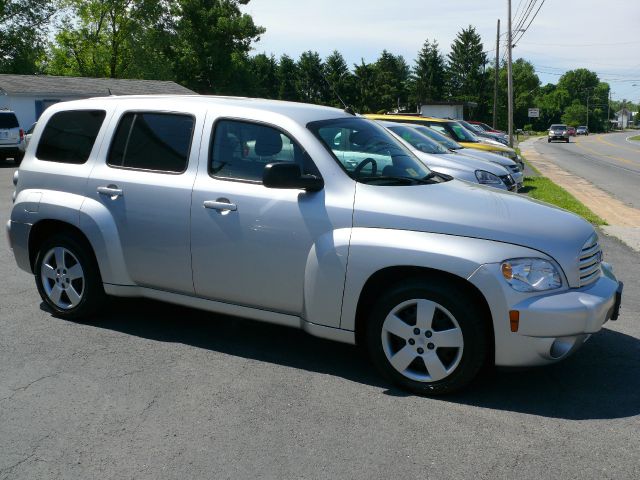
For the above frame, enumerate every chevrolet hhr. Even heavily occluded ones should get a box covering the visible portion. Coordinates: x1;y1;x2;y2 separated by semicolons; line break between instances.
7;96;623;394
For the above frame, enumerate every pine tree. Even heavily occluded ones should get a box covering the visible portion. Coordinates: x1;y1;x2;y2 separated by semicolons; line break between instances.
411;39;446;106
296;51;326;104
277;54;298;101
324;50;353;108
446;25;488;114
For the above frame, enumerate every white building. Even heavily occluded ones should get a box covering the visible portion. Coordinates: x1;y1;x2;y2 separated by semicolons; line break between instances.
0;74;194;129
614;108;634;129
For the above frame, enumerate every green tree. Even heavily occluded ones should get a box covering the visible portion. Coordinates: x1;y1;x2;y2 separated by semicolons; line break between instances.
353;59;376;113
410;39;446;106
446;25;489;116
0;0;54;73
561;101;588;126
170;0;265;93
47;0;168;79
324;50;354;108
372;50;410;112
248;53;278;98
296;51;326;104
277;54;298;101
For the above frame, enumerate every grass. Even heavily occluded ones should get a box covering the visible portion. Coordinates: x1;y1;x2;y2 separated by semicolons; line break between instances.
629;135;640;141
520;176;606;225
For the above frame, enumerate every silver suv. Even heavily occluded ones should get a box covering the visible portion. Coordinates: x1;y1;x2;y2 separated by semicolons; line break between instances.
0;110;25;163
548;124;569;143
7;96;623;395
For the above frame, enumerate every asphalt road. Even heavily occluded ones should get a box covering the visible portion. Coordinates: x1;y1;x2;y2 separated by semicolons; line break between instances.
1;162;639;479
533;132;640;210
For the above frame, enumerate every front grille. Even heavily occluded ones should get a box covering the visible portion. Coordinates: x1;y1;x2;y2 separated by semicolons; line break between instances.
578;235;602;287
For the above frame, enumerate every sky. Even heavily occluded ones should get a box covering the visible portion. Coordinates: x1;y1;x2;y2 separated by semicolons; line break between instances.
241;0;640;103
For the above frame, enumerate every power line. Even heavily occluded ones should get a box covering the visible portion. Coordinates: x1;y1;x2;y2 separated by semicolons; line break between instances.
513;0;546;46
520;40;640;47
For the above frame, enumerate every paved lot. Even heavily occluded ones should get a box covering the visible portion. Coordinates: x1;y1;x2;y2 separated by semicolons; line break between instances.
1;162;639;479
533;132;640;210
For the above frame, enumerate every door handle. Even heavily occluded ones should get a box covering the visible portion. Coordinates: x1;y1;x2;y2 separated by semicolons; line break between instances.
97;185;123;198
203;200;237;212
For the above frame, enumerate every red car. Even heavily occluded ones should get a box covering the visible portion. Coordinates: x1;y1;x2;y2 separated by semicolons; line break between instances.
467;120;505;135
567;126;577;136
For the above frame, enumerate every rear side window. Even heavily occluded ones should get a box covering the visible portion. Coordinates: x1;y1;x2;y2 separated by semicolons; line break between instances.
36;110;106;164
0;112;19;129
108;112;194;173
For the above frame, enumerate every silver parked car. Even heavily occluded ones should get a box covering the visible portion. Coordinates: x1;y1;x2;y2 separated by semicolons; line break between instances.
8;96;623;395
0;109;25;163
409;124;525;185
380;122;517;192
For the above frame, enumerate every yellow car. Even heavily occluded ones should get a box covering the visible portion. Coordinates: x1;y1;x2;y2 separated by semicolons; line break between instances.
364;114;519;162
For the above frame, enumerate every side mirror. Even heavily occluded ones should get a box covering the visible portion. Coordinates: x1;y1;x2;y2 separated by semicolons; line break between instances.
263;162;324;192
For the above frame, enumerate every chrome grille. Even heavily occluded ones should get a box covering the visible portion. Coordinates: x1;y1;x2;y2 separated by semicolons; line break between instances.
578;235;602;287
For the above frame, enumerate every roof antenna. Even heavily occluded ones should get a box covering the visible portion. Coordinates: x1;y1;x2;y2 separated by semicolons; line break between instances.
319;68;356;116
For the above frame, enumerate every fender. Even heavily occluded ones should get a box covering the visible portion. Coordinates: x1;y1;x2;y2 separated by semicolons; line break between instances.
302;228;351;329
339;228;545;331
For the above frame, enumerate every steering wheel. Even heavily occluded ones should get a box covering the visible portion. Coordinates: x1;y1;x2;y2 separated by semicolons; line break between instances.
354;157;378;177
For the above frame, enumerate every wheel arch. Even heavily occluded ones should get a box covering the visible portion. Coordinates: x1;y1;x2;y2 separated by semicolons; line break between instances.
354;266;495;363
29;220;97;273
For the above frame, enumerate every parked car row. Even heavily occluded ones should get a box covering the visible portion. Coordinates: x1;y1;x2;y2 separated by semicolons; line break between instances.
9;95;622;396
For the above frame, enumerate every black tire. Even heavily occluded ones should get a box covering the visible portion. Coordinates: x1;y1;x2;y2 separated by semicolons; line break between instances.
365;278;488;395
566;138;570;143
548;138;551;143
34;232;105;320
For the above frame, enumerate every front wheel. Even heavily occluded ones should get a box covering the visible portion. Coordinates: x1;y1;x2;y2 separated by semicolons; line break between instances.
34;233;105;319
365;279;488;395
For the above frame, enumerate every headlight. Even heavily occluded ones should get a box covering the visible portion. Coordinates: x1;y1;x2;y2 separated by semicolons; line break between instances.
501;258;562;292
475;170;502;185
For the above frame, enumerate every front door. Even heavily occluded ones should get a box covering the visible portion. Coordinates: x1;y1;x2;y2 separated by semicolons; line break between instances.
190;118;353;323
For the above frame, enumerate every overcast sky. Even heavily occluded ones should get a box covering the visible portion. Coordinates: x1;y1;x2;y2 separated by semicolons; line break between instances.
242;0;640;103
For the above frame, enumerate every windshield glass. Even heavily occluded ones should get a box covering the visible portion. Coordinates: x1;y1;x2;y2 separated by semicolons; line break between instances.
411;125;463;150
459;120;483;133
308;117;438;186
386;125;450;154
550;124;567;130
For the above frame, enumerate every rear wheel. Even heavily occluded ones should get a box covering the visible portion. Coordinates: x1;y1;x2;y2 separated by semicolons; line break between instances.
365;279;488;395
34;233;105;319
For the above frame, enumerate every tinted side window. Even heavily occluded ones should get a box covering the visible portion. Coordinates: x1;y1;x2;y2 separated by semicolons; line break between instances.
108;112;194;173
36;110;106;164
210;119;319;182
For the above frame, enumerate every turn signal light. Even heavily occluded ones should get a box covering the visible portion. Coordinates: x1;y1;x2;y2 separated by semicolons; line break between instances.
509;310;520;332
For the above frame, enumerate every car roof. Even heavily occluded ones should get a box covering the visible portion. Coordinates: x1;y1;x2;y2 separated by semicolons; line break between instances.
48;95;353;125
364;114;450;123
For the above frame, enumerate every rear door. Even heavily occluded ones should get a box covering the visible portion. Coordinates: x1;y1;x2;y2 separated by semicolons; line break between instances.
86;108;204;294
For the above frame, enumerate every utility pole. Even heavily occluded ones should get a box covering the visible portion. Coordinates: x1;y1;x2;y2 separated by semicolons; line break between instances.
607;90;611;131
493;19;500;129
507;0;514;147
586;96;589;131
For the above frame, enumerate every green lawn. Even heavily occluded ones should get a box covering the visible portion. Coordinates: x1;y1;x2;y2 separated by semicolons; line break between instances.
628;135;640;141
520;176;606;225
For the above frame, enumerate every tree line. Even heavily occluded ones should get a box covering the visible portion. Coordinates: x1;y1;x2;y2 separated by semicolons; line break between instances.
1;0;632;132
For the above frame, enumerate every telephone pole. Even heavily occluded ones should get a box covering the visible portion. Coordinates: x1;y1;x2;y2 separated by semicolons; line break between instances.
493;19;500;129
507;0;514;147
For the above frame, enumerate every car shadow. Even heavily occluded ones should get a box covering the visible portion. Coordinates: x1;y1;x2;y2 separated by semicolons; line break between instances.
44;297;640;420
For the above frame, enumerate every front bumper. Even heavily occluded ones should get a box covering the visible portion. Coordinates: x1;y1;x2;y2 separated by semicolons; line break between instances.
469;263;621;367
549;135;568;140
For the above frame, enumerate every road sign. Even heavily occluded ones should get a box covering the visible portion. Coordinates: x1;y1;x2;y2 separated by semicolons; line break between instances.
528;108;540;118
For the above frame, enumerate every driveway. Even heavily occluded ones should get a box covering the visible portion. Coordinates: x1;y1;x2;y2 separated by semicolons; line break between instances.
1;163;639;479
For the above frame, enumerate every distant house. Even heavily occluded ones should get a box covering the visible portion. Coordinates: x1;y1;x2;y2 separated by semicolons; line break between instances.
614;108;634;129
0;74;195;128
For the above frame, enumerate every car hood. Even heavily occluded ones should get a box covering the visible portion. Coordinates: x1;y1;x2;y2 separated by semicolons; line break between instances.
353;178;594;286
413;150;509;176
457;148;514;167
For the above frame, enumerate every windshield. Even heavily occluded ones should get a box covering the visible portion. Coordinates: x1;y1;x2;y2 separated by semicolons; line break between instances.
386;125;450;155
550;124;567;130
411;125;463;150
459;120;483;133
308;117;438;186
